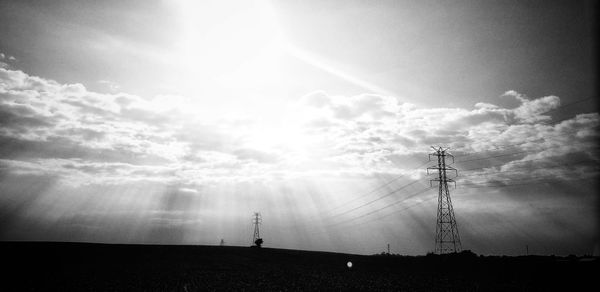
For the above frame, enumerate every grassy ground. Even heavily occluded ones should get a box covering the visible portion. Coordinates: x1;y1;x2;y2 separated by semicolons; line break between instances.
2;242;597;291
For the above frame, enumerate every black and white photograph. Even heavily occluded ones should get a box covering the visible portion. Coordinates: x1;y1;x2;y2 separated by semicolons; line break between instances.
0;0;598;290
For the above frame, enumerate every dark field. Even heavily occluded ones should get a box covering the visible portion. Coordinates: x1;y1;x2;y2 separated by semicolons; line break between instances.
2;242;597;291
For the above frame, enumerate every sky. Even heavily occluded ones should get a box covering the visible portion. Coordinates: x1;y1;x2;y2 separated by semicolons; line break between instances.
0;0;598;256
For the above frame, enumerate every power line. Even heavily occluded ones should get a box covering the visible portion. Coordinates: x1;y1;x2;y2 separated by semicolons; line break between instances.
460;150;598;172
327;147;596;226
329;179;423;219
459;176;596;189
455;143;598;172
326;160;430;214
459;158;594;178
325;101;596;221
459;170;598;187
329;186;430;227
453;141;541;158
456;150;530;163
454;135;595;159
327;168;598;229
355;196;436;226
543;96;595;116
547;111;598;125
455;141;597;164
304;185;432;237
456;151;599;187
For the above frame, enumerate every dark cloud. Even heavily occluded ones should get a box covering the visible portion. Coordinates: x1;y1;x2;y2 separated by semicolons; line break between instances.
0;103;53;129
0;135;170;165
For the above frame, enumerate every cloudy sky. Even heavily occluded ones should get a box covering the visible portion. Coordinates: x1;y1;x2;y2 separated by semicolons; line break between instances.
0;0;597;255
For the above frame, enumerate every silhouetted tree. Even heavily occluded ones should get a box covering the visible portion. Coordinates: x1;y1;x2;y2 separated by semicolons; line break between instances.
254;238;263;248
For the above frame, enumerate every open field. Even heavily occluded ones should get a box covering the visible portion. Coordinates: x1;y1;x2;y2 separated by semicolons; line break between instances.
2;242;597;291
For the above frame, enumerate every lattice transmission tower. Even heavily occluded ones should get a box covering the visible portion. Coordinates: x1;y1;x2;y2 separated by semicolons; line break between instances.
427;146;462;254
252;212;263;247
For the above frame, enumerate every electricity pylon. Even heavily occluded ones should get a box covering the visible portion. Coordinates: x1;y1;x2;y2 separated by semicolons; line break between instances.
427;146;462;254
252;212;263;247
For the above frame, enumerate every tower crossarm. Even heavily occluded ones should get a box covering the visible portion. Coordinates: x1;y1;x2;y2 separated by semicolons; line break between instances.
426;166;458;176
429;178;457;188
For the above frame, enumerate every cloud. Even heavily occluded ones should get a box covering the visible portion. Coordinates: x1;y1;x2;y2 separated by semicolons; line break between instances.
300;90;331;108
0;53;17;69
0;66;598;188
0;64;596;255
290;90;598;182
233;148;281;164
300;91;399;121
502;90;561;122
97;80;120;92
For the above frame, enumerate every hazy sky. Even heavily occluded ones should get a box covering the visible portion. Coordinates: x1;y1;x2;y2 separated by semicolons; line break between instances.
0;0;598;255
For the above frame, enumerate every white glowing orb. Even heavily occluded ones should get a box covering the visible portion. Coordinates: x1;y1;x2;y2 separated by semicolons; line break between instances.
347;261;353;268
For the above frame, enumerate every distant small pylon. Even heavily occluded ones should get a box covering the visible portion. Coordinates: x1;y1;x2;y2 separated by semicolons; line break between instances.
252;212;263;247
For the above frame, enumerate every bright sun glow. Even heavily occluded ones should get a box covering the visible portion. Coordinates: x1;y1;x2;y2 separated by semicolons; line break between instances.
169;0;320;158
172;0;286;91
243;117;315;161
167;0;394;160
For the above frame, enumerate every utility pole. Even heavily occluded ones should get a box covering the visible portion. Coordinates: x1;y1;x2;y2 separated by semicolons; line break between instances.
252;212;263;247
387;243;390;255
427;146;462;254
